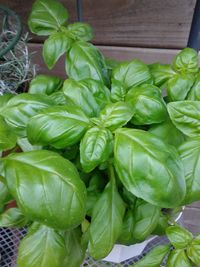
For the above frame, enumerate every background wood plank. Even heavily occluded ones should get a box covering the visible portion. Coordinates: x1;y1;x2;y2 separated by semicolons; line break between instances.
83;0;196;48
0;0;196;49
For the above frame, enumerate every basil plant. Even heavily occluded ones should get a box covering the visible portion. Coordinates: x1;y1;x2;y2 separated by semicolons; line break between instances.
0;0;200;266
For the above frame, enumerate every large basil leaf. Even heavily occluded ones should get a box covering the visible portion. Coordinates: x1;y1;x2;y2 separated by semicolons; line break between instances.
65;41;109;86
166;249;192;267
28;0;68;36
187;73;200;100
0;116;17;151
131;199;160;241
43;32;72;69
149;119;185;147
118;209;136;245
131;244;170;267
63;78;110;117
66;22;93;42
1;93;53;136
114;128;186;208
27;106;90;149
88;179;125;259
112;60;152;91
64;228;86;267
3;150;86;229
80;127;113;173
187;234;200;266
172;48;198;74
18;223;66;267
29;74;63;95
166;225;193;249
167;101;200;137
99;102;133;131
0;208;28;228
149;63;175;87
167;73;194;101
125;84;167;125
179;138;200;204
111;79;127;102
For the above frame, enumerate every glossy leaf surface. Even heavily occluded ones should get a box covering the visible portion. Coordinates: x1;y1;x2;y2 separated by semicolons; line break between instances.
179;138;200;204
43;32;72;69
3;150;86;229
27;106;90;149
18;223;66;267
168;101;200;137
0;116;17;151
80;126;113;172
166;249;192;267
126;84;167;125
65;41;109;85
187;234;200;266
66;22;93;41
114;128;186;207
0;208;28;228
29;74;63;95
166;225;193;249
28;0;68;35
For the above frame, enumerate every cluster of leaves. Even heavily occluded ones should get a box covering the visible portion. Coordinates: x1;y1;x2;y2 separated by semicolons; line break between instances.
0;0;200;266
134;224;200;267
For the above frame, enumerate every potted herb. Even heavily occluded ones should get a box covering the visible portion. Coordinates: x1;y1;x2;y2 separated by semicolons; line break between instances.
0;0;200;266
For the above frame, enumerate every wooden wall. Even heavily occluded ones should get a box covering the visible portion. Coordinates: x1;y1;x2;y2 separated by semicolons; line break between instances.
1;0;196;48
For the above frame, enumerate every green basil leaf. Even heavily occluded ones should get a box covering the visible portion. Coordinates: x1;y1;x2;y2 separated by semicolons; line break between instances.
131;244;170;267
65;41;109;86
43;32;72;69
0;94;14;111
152;212;169;236
49;91;68;105
149;63;175;87
125;84;167;125
0;179;10;209
1;93;53;137
167;101;200;137
187;73;200;100
0;208;28;228
99;102;133;131
64;228;86;267
172;48;198;74
114;128;186;208
0;116;17;151
29;74;63;95
122;187;137;207
28;0;68;36
112;59;152;91
18;223;66;267
167;73;194;101
179;138;200;204
149;119;185;147
17;138;42;152
111;79;127;102
63;79;100;117
3;150;86;229
118;209;136;245
166;249;192;267
132;199;160;241
80;126;113;172
166;225;193;249
187;234;200;266
66;22;93;41
88;179;125;259
27;106;90;149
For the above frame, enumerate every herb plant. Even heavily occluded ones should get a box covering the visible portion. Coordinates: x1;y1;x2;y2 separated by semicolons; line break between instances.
0;0;200;266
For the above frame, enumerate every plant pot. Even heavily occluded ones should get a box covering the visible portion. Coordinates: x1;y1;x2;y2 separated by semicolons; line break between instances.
103;207;185;263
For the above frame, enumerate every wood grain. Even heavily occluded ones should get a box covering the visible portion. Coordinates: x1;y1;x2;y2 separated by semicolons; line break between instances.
0;0;196;49
83;0;196;48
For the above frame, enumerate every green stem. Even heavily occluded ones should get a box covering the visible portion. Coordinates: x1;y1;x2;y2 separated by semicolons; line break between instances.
108;164;116;185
